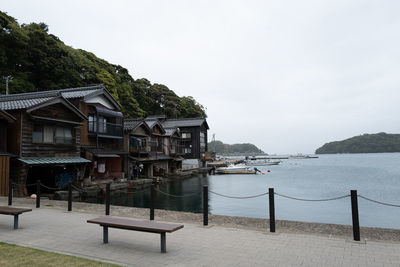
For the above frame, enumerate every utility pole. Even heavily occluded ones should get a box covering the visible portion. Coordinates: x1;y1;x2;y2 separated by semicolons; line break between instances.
212;134;216;152
2;75;13;95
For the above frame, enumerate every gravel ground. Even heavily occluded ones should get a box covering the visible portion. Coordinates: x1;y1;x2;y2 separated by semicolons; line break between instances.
3;197;400;243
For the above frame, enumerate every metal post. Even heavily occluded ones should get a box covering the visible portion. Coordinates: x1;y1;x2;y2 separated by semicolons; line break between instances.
68;182;72;211
105;183;110;216
203;185;208;226
8;180;12;206
36;180;40;208
13;215;19;229
150;184;155;220
269;188;275;232
103;226;108;243
160;232;166;253
351;190;360;241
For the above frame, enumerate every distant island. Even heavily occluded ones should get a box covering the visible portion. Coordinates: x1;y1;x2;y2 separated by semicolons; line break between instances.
315;132;400;154
208;140;264;154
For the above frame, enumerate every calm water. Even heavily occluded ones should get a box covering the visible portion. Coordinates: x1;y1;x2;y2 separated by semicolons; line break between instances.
87;153;400;229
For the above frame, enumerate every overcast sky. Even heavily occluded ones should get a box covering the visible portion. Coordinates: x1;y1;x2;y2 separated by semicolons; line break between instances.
2;0;400;154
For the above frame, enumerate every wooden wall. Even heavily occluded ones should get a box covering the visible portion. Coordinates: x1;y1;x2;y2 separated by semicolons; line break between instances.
0;156;10;196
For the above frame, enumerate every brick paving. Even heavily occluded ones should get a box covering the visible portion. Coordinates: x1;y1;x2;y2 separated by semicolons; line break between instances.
1;202;400;266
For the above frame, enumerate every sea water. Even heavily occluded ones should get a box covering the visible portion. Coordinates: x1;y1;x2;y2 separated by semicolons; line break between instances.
91;153;400;229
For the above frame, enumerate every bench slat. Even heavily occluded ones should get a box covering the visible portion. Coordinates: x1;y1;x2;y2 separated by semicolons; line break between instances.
0;206;32;215
87;217;184;233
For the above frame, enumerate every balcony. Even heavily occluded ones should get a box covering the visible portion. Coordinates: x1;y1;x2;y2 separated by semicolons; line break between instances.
88;121;123;138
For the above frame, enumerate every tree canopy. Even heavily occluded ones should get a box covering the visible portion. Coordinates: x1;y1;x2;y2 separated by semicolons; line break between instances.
208;140;264;154
0;11;206;119
315;132;400;154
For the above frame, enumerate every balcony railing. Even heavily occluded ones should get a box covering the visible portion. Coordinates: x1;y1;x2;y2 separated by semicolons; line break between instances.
88;121;123;137
129;144;147;152
170;144;185;155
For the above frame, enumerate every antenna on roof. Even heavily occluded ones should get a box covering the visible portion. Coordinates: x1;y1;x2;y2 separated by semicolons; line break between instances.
2;75;13;95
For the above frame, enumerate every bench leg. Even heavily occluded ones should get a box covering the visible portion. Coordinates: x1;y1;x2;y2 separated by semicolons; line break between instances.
160;232;166;253
103;226;108;244
14;215;19;229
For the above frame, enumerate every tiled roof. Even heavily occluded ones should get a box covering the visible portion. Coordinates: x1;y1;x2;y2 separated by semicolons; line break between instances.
164;128;180;136
144;119;158;129
18;157;91;165
162;118;208;129
0;85;106;111
0;97;54;110
124;119;143;130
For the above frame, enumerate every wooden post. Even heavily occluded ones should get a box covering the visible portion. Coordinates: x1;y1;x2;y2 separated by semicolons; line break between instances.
203;185;208;226
68;182;72;211
150;184;155;220
269;188;275;232
351;190;360;241
36;180;40;208
105;183;110;215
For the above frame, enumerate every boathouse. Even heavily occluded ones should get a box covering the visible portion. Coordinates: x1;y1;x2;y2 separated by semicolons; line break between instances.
0;92;89;195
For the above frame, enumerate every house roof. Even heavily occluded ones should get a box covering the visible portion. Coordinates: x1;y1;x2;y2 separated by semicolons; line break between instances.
0;109;16;123
0;85;121;111
144;119;166;135
162;118;209;129
18;157;91;165
124;119;151;133
164;127;181;137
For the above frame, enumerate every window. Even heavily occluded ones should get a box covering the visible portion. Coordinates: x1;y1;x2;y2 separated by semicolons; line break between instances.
184;147;192;154
182;132;191;139
88;115;97;132
130;136;146;150
55;127;72;144
32;125;43;143
98;116;107;133
200;132;206;152
32;124;73;144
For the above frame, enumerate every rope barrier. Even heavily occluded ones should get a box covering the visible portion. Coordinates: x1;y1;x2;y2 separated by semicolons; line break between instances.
40;184;62;190
111;188;150;194
155;188;202;198
208;189;268;199
12;183;36;187
358;195;400;208
274;192;350;202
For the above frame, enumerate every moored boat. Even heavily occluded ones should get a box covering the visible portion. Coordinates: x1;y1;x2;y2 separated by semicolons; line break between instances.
215;164;257;174
245;159;281;166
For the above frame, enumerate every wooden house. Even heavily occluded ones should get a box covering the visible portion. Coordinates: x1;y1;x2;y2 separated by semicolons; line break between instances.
0;109;16;196
123;119;153;178
161;118;209;160
144;119;169;176
0;93;89;195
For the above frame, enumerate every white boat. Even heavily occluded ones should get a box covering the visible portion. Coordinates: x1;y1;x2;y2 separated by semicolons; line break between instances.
245;159;281;166
215;164;257;174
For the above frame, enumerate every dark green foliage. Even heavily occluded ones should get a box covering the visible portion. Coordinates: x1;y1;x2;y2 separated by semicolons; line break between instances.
0;11;206;119
315;132;400;154
208;140;264;154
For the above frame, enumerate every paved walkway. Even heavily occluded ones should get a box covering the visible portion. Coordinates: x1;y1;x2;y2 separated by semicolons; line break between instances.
1;206;400;266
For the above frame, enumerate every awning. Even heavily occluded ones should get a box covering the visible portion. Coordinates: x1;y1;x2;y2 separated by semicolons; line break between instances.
95;154;120;158
96;106;123;118
174;157;185;161
18;157;91;165
129;156;156;162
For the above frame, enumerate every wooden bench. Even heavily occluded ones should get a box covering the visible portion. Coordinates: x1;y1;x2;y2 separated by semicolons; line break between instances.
87;217;184;253
0;206;32;229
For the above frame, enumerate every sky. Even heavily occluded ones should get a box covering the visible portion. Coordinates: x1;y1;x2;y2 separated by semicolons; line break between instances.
2;0;400;154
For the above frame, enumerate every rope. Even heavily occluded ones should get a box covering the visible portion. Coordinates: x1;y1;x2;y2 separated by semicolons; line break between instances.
274;192;350;202
208;189;268;199
12;183;36;187
40;184;62;190
111;188;150;194
358;195;400;208
155;188;202;198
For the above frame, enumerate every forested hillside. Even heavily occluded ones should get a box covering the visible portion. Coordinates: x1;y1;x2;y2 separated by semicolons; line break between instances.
315;133;400;154
0;11;206;119
208;140;264;154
